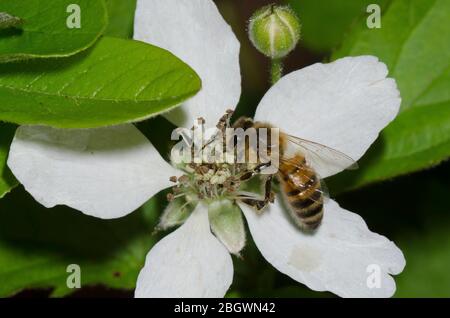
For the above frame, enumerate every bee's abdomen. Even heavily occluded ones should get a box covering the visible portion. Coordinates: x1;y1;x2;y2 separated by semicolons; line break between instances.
280;159;324;231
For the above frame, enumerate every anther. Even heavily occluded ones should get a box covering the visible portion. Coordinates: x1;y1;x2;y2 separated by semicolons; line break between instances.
172;186;181;194
169;176;178;183
178;175;189;184
199;165;210;174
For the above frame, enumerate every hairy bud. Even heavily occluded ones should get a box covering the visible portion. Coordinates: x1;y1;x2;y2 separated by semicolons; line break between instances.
248;5;301;59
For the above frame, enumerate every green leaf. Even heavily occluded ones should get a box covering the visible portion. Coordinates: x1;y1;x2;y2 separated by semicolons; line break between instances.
288;0;389;53
0;0;107;62
0;36;202;128
0;187;164;297
0;12;23;29
329;0;450;192
0;123;17;199
104;0;136;38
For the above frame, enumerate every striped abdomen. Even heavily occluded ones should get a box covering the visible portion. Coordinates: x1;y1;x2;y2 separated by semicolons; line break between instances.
278;154;323;231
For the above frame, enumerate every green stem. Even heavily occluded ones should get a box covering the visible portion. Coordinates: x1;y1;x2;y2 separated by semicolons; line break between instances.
270;58;283;85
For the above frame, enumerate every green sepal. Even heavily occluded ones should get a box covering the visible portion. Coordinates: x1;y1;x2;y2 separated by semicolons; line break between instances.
208;199;246;255
158;197;197;231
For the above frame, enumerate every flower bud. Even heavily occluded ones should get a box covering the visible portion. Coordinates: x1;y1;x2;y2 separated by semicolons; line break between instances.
248;5;301;59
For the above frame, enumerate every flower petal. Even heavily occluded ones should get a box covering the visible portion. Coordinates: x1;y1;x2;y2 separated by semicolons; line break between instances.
135;204;233;298
254;56;401;177
240;198;405;298
134;0;241;127
7;125;178;219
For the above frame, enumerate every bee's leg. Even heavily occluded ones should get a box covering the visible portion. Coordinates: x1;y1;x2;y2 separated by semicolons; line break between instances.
239;198;268;212
239;174;274;213
263;175;275;204
239;162;272;181
256;174;275;212
255;162;272;173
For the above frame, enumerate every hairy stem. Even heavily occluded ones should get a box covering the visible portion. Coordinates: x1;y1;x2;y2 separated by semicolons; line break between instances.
270;58;283;85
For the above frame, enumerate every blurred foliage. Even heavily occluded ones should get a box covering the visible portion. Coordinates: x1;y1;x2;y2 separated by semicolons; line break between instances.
104;0;136;38
0;187;164;297
288;0;390;53
0;123;17;198
329;0;450;192
338;162;450;297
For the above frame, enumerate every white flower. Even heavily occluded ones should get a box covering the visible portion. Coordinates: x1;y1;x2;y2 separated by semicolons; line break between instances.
7;0;405;298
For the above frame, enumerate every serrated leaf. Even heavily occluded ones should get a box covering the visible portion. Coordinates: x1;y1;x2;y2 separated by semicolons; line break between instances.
104;0;136;38
0;123;17;199
329;0;450;192
0;36;202;128
0;187;163;297
0;12;23;29
0;0;107;62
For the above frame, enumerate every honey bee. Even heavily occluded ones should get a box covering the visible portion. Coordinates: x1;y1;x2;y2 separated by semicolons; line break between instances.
233;117;357;231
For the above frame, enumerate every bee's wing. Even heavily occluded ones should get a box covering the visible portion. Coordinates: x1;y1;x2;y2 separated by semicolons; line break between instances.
284;135;358;174
279;156;330;200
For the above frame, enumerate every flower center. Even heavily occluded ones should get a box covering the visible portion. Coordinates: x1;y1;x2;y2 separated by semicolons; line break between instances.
168;161;256;205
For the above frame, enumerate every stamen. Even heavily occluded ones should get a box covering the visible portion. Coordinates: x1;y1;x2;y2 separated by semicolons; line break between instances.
178;175;189;184
169;176;178;183
167;111;277;210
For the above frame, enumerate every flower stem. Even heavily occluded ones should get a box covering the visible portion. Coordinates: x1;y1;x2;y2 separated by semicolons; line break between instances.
270;58;283;85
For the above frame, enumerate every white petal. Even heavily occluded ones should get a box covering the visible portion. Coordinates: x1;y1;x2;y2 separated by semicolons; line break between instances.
135;204;233;298
254;56;401;177
7;125;178;219
240;199;405;298
134;0;241;128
